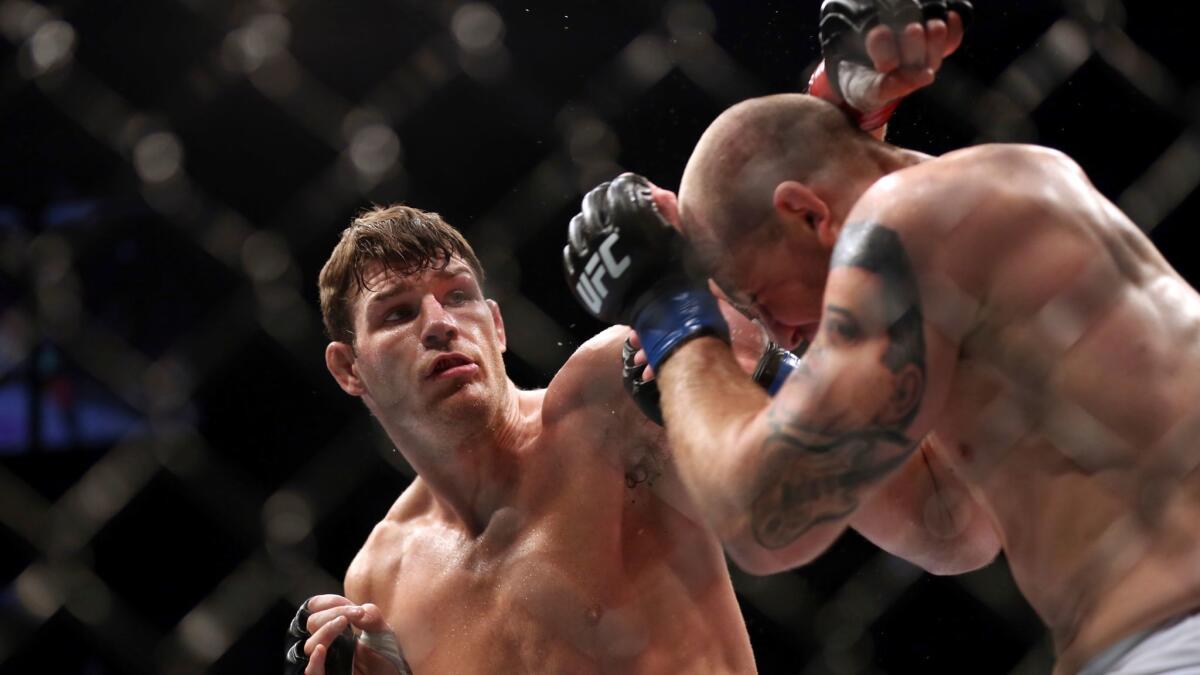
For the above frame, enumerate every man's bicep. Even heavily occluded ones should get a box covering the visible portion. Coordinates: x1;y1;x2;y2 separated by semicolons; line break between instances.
810;220;960;440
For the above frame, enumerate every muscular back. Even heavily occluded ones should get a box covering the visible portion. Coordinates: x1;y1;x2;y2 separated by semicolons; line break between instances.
344;327;754;674
883;145;1200;667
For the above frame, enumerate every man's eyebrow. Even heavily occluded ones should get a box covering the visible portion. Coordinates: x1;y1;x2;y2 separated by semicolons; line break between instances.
366;267;475;305
439;265;473;279
826;305;855;320
366;282;412;307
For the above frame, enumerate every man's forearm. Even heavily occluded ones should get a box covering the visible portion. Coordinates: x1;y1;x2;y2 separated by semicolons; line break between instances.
657;337;777;546
658;333;919;573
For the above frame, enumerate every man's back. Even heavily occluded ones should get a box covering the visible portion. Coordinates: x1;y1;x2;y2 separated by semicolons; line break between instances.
874;144;1200;670
344;327;755;674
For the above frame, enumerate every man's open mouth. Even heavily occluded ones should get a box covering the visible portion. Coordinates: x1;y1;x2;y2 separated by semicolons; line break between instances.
427;353;475;378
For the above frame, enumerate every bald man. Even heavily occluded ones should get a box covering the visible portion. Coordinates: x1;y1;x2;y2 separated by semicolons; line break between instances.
563;94;1200;674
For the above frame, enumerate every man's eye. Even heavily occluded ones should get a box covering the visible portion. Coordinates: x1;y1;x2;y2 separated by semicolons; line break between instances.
832;320;859;340
385;306;416;322
445;289;471;305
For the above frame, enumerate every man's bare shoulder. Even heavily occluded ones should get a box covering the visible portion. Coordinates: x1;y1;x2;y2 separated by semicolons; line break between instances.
857;143;1086;233
541;325;632;424
849;143;1095;282
345;479;435;602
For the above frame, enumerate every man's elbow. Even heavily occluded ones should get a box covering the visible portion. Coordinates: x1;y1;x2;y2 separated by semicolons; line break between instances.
914;522;1002;576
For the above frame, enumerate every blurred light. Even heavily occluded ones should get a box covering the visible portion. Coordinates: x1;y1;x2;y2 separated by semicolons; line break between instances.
451;2;505;54
348;123;402;177
623;35;672;84
202;213;252;268
143;358;193;415
1120;132;1200;231
179;608;230;661
665;0;716;42
221;13;291;74
1044;20;1091;70
341;107;384;142
459;47;511;82
133;131;184;184
153;432;207;477
0;309;34;370
241;230;291;282
29;232;70;286
0;0;51;41
257;286;310;343
66;580;112;625
262;490;313;546
414;46;453;86
15;565;62;619
23;18;74;77
30;234;81;334
567;116;618;164
250;54;301;98
75;460;131;527
1082;0;1126;26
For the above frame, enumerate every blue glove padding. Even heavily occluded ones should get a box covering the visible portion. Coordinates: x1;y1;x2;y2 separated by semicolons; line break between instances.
631;284;729;371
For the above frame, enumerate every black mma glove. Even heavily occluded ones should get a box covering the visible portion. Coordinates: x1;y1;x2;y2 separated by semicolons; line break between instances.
564;173;728;371
285;598;355;675
819;0;973;101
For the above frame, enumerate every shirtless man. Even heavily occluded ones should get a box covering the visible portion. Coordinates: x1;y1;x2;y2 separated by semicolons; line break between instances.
563;94;1200;673
286;6;967;671
290;204;757;674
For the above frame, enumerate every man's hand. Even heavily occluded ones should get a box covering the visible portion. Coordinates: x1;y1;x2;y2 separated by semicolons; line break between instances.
812;0;971;129
563;173;728;370
291;594;410;675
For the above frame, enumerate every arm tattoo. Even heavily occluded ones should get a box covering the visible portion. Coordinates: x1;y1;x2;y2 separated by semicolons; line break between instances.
750;224;926;549
752;426;913;548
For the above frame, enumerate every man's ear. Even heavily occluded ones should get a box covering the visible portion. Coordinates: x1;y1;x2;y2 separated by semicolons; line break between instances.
773;181;836;250
487;299;507;353
326;341;365;396
879;363;925;428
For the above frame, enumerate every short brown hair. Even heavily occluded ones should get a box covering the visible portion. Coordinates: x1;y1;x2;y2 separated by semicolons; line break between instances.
318;204;486;343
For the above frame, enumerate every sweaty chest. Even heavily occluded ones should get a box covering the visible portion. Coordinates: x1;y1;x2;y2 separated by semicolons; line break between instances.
382;495;713;671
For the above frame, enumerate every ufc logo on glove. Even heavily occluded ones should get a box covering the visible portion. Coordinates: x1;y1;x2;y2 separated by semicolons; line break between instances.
574;232;631;314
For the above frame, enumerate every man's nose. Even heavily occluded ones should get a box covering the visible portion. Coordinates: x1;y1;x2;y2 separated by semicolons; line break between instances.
420;296;457;348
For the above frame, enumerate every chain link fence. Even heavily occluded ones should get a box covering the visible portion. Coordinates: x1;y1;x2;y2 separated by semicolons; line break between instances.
0;0;1196;673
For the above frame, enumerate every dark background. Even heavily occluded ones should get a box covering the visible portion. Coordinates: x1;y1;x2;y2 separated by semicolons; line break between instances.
1;0;1196;673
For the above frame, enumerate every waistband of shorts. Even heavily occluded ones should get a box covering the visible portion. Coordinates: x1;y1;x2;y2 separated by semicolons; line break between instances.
1076;608;1200;675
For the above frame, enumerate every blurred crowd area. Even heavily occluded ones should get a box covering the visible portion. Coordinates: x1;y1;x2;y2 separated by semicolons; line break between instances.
1;0;1197;673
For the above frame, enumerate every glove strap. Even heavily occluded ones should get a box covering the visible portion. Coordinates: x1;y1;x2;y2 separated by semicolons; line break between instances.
622;337;664;426
751;342;803;396
358;630;412;674
632;285;729;371
808;60;900;132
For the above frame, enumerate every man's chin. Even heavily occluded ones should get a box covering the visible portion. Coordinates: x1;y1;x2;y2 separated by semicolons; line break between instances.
425;380;490;413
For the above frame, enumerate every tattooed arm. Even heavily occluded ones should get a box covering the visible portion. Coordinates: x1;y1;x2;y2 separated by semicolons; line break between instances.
658;220;968;574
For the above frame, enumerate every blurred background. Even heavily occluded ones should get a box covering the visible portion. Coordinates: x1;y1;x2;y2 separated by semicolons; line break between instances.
0;0;1196;673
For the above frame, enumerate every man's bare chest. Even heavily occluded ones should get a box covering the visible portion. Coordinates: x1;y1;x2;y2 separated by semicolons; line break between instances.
379;520;660;669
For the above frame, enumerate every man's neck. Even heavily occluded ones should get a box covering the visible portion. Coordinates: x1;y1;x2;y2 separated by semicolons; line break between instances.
395;382;540;535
